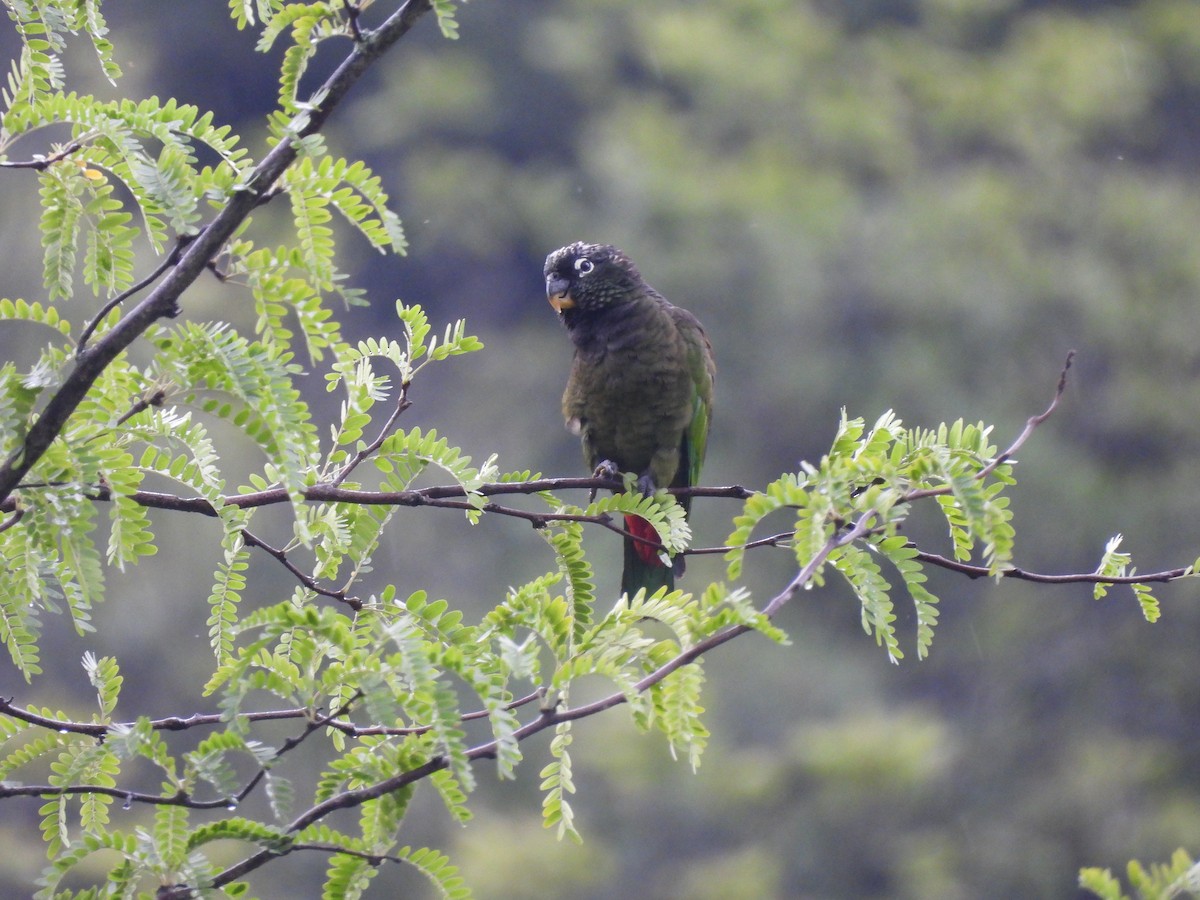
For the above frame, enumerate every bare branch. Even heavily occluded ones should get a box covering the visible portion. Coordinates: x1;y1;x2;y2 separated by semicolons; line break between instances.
981;349;1075;477
341;0;366;42
0;477;754;517
0;695;326;738
0;782;219;809
689;530;794;555
913;547;1192;586
0;138;89;170
240;529;359;608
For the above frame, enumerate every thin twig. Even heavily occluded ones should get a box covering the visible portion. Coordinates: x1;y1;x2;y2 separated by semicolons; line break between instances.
985;349;1075;476
331;385;413;486
0;138;89;170
341;0;365;41
688;530;794;555
289;843;407;864
226;693;365;808
905;351;1075;503
115;389;167;427
76;243;189;355
0;696;331;738
690;528;1195;587
0;782;222;809
324;688;547;738
240;529;359;608
0;508;24;534
913;548;1191;585
0;688;548;741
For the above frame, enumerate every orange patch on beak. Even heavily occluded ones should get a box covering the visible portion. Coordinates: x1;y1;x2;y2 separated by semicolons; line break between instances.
548;291;576;313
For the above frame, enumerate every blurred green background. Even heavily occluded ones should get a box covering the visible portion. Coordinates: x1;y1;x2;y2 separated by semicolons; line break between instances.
3;0;1200;896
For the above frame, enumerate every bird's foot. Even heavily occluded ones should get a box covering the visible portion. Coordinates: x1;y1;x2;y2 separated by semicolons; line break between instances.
635;472;657;496
591;459;620;501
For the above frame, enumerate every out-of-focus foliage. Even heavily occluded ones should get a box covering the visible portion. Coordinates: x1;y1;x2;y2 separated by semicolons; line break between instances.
1;0;1199;898
1081;848;1200;900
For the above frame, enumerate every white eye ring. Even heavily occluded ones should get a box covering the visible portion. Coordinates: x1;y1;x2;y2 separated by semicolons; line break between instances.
574;257;595;275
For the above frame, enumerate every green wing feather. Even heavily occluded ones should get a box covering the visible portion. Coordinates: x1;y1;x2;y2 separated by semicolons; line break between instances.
671;306;716;501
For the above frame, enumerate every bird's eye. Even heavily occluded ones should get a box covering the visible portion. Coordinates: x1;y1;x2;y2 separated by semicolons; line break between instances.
574;257;595;275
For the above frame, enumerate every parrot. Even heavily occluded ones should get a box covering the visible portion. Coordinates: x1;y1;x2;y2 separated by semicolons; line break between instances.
544;241;715;598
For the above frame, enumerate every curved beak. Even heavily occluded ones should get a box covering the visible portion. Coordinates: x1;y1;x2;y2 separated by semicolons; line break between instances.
546;274;575;313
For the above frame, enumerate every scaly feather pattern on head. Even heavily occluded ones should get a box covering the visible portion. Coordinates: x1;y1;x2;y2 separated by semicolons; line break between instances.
543;242;645;316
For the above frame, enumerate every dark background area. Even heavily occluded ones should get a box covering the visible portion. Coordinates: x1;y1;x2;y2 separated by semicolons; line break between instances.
3;1;1200;896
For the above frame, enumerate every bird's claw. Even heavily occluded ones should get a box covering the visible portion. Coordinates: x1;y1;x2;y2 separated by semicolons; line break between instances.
591;459;620;501
635;472;657;496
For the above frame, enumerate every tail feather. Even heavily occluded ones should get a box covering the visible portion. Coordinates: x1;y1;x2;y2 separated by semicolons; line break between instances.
621;514;681;598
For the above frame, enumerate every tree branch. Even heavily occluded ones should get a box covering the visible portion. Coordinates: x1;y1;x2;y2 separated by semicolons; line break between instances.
0;508;24;534
0;687;548;743
0;477;754;517
913;548;1191;586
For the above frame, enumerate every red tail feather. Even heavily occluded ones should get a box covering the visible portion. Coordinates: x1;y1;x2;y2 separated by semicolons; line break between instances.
624;514;666;567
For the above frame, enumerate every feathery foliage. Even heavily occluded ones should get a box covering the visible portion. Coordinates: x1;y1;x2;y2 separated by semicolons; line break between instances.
0;1;1183;897
726;411;1021;662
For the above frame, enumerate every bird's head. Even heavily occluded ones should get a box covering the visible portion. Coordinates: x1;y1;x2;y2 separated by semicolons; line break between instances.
544;242;643;316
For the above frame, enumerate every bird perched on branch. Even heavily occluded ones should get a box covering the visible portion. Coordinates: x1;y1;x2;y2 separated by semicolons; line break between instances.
544;241;715;597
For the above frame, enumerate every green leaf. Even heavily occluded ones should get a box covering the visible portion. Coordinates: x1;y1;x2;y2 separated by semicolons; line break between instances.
875;535;941;659
82;652;121;720
153;802;189;870
833;543;902;663
539;723;581;843
652;662;709;771
1092;535;1161;622
39;165;85;302
393;845;471;899
431;0;463;39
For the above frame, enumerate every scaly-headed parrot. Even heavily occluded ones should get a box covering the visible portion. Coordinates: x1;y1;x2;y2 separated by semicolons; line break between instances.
544;242;715;597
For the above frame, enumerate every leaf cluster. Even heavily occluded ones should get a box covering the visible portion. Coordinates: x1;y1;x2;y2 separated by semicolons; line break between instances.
725;411;1010;661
